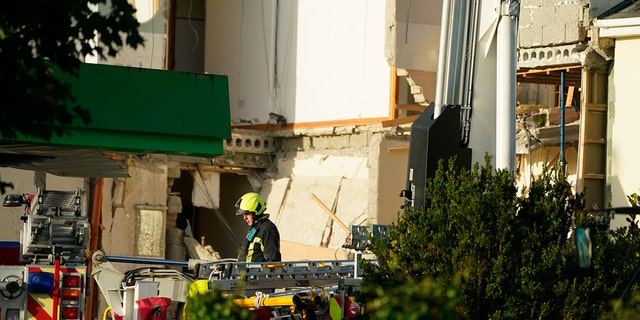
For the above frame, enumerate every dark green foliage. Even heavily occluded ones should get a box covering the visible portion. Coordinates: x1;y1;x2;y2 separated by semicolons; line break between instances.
184;288;255;320
0;0;144;141
366;277;460;320
599;192;640;319
360;156;640;319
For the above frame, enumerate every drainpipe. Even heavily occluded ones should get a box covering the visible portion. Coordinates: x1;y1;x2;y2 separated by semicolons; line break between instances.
435;0;467;118
434;0;453;117
271;0;279;94
560;71;566;175
495;0;519;171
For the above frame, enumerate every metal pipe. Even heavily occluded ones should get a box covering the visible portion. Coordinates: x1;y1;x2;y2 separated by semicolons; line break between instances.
434;0;453;117
104;254;189;266
446;0;466;105
560;71;566;174
495;1;519;171
460;0;481;147
53;257;61;320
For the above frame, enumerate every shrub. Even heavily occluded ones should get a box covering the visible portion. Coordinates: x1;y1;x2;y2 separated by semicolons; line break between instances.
360;156;640;319
183;287;254;320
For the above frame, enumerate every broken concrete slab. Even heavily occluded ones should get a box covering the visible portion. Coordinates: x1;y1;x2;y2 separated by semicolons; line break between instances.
276;176;342;247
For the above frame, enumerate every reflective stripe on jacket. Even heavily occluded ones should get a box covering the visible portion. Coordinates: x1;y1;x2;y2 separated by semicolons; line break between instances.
239;217;281;262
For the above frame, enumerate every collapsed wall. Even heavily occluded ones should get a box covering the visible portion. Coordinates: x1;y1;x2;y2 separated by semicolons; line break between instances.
230;125;407;255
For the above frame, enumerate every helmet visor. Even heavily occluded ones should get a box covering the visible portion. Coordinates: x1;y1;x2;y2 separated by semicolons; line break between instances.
235;198;251;215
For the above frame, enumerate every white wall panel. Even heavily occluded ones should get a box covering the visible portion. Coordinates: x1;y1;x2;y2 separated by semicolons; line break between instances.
610;38;640;208
206;0;391;124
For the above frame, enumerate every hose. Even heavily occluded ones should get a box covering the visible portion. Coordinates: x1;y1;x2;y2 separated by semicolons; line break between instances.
182;300;189;320
102;306;113;320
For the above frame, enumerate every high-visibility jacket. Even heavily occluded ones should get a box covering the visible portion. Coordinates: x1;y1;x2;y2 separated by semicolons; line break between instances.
238;216;281;262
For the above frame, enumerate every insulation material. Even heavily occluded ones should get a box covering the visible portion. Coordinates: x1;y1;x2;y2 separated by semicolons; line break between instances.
277;176;342;247
135;208;166;257
327;179;369;249
192;170;220;208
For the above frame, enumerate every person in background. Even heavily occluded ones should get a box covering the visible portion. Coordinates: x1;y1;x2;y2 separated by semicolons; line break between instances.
235;192;281;262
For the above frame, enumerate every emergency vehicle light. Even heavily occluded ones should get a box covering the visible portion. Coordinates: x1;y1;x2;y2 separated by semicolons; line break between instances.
62;274;81;288
62;289;80;301
61;306;79;319
28;272;54;293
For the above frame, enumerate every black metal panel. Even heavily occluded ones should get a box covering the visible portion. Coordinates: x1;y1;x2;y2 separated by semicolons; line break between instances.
401;104;471;211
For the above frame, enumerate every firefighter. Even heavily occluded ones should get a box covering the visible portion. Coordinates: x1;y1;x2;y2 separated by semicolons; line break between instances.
235;192;282;262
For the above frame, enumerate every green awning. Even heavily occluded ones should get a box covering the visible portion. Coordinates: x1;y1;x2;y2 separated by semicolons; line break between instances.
15;63;230;158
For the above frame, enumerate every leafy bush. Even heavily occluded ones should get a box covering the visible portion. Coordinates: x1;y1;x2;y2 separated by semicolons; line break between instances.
183;287;254;320
360;156;640;319
365;277;460;320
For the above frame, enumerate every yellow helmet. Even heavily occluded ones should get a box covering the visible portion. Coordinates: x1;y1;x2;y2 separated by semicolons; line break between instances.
235;192;266;216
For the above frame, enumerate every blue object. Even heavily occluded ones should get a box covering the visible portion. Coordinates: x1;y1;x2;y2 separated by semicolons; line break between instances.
575;227;592;268
246;228;257;242
28;272;54;293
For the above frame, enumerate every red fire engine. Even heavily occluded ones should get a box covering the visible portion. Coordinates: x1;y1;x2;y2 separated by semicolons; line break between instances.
0;189;88;320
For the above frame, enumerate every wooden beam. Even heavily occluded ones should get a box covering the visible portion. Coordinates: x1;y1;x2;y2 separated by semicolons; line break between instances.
180;163;254;174
396;103;427;112
231;117;389;130
517;65;582;87
518;65;582;75
565;86;575;107
381;115;420;128
310;193;350;233
387;147;408;153
389;66;398;119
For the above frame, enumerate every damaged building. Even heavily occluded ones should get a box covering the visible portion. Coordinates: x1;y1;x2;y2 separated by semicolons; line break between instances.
514;0;640;223
1;0;640;297
123;0;640;259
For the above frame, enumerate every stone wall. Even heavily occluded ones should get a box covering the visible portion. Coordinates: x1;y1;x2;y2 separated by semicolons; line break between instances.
518;0;589;68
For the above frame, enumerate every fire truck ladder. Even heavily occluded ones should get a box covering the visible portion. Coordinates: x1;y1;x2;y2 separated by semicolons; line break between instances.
200;257;368;292
22;188;88;264
200;225;385;292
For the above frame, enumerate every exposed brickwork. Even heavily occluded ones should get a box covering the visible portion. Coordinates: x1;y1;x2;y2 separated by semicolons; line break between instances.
518;0;588;68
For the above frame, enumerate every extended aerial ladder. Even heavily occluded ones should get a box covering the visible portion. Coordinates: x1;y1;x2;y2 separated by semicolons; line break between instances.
91;224;385;320
93;255;367;320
